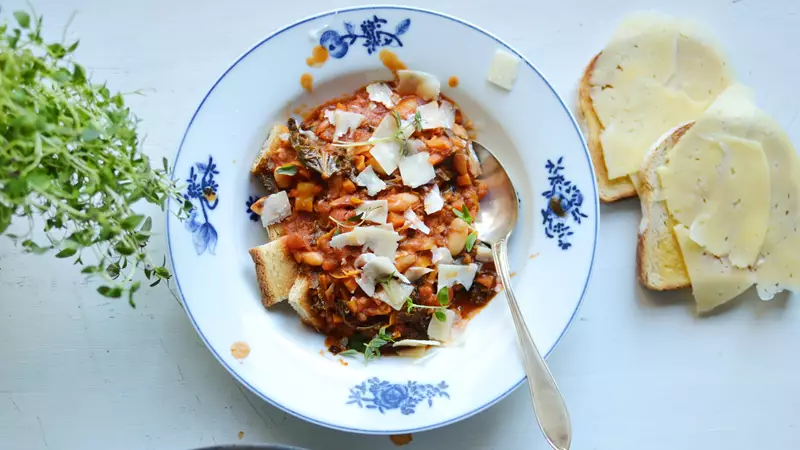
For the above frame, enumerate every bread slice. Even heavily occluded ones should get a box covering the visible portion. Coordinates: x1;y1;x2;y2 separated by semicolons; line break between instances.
248;236;300;307
636;122;694;290
251;124;288;175
578;54;638;203
288;275;325;330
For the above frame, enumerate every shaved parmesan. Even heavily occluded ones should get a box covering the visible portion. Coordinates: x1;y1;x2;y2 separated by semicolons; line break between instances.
396;70;441;101
355;253;410;296
369;114;412;174
366;82;395;108
404;209;430;234
278;132;290;142
417;102;444;130
330;226;401;258
431;247;453;265
437;263;479;291
406;138;426;155
259;191;292;227
427;309;456;341
475;243;493;262
439;101;456;129
399;152;436;188
375;280;415;310
323;109;335;124
487;49;520;90
355;200;389;224
424;185;445;214
332;110;364;140
355;166;387;196
404;266;433;282
393;339;441;348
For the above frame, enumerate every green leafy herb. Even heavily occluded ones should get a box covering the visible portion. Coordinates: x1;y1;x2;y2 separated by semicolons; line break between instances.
0;11;189;306
377;272;396;287
338;349;359;357
452;205;473;224
437;286;450;306
363;325;394;363
332;109;423;157
275;164;297;176
465;232;478;252
406;291;449;323
346;212;364;223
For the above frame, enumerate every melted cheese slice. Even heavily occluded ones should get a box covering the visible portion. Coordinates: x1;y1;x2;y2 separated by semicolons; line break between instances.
658;131;771;268
673;224;754;313
660;84;800;305
591;16;732;180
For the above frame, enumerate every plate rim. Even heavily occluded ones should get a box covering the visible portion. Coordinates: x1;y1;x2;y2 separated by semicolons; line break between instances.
166;4;599;435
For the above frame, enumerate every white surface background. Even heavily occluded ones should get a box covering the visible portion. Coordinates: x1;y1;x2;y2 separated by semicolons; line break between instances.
1;0;799;449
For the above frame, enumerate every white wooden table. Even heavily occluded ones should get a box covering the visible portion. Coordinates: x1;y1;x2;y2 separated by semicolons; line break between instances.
2;0;799;449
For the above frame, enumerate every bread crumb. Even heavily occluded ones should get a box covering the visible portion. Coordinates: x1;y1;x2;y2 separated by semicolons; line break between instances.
238;431;244;440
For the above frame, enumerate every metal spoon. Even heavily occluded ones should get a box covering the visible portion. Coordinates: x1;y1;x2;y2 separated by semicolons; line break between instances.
471;141;572;450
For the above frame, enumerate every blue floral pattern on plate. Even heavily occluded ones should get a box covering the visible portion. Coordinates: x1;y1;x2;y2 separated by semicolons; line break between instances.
245;195;260;222
320;15;410;58
347;377;449;415
541;157;588;250
184;156;219;255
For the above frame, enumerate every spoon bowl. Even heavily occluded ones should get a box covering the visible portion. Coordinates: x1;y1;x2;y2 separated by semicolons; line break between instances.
473;141;572;450
471;141;520;245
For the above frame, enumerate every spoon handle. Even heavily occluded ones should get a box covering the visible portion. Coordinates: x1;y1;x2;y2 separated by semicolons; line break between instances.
492;239;572;450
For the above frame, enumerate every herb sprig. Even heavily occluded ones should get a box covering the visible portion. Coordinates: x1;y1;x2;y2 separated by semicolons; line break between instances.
405;287;450;322
452;205;473;224
331;110;422;156
0;11;189;305
340;325;394;363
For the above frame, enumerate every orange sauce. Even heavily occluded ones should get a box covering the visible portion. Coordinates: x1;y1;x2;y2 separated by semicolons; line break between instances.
448;76;459;88
300;73;313;92
379;49;407;73
529;252;540;259
338;358;349;366
390;434;413;446
230;341;250;360
306;45;329;67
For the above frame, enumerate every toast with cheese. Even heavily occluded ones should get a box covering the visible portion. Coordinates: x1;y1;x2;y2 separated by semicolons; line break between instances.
636;123;693;291
578;54;638;203
248;236;300;307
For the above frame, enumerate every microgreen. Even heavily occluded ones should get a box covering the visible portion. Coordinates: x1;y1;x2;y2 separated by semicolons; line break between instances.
452;205;473;224
331;109;423;158
275;164;297;176
0;11;189;306
338;349;359;357
405;288;450;322
363;325;394;363
465;232;478;252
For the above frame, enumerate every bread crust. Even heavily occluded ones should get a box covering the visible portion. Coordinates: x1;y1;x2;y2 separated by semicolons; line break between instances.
578;53;637;203
636;122;694;291
248;236;299;308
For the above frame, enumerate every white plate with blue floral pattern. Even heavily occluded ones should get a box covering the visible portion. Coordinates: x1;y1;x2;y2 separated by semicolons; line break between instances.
167;5;598;434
